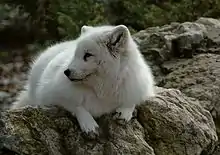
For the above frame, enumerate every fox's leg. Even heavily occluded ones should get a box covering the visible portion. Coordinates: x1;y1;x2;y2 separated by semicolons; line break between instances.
113;105;135;123
75;106;99;139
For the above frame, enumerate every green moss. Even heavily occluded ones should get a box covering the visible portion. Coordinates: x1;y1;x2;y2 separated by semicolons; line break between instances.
0;0;220;48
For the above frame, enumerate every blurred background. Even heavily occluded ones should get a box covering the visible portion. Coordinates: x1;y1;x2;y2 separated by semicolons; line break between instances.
0;0;220;108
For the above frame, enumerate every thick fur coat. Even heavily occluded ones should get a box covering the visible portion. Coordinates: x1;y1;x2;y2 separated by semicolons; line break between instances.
12;25;155;135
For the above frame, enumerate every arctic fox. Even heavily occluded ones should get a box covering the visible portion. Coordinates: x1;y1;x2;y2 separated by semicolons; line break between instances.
11;25;155;136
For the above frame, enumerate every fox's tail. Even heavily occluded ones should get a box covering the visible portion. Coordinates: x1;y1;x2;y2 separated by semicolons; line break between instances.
11;90;30;109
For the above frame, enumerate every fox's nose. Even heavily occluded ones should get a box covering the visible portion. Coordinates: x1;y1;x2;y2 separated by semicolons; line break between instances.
64;69;71;77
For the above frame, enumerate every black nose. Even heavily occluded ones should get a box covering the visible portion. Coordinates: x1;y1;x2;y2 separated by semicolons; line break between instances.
64;69;71;77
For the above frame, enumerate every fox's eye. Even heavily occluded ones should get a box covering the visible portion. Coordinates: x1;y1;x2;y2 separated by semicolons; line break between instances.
83;52;93;61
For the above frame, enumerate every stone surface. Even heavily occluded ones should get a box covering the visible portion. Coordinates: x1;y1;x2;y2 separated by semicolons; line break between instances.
159;54;220;121
133;17;220;83
0;87;217;155
0;106;155;155
134;17;220;132
132;17;220;154
137;87;217;155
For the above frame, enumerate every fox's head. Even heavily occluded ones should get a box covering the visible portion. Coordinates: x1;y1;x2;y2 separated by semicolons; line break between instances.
64;25;136;83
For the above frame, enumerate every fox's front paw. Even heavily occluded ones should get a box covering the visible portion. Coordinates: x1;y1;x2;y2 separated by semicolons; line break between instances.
80;120;99;139
75;106;100;139
83;129;99;140
112;107;134;125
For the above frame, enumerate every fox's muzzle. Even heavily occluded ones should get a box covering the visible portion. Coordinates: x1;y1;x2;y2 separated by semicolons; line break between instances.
64;69;88;82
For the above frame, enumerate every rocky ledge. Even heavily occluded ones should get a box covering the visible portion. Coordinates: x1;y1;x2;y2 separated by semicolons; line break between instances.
0;87;218;155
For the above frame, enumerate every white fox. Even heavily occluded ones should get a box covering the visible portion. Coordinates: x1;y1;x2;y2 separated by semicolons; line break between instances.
11;25;155;136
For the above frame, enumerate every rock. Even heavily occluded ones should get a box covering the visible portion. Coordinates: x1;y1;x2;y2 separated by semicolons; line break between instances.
0;87;217;155
196;17;220;29
137;87;217;155
0;106;155;155
132;17;220;154
158;54;220;155
133;20;207;63
159;54;220;128
134;17;220;135
132;17;220;83
213;144;220;155
133;17;220;60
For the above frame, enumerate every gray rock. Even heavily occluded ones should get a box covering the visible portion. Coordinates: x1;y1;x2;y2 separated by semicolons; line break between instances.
159;54;220;130
133;20;207;62
132;17;220;154
133;18;220;120
138;87;217;155
0;106;155;155
133;21;201;84
0;88;217;155
132;17;220;83
196;17;220;29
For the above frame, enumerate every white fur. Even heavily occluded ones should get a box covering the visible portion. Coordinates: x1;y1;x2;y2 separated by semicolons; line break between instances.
11;25;155;134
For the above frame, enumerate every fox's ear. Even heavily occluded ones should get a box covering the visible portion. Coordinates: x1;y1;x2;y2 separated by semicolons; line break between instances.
81;25;93;33
107;25;129;49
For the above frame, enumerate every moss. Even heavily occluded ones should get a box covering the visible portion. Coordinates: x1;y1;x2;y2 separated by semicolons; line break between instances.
0;0;220;50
